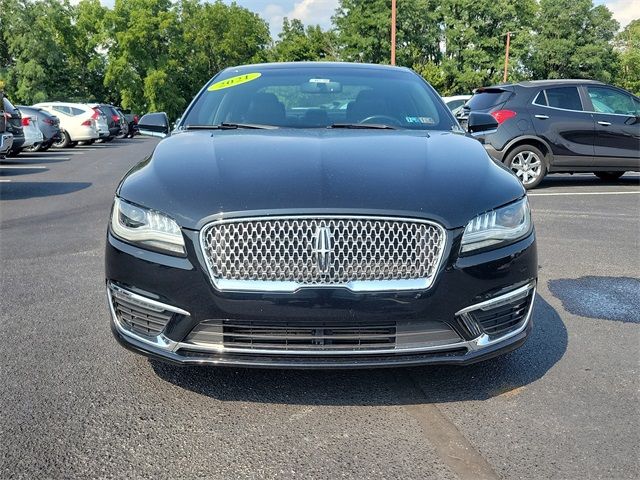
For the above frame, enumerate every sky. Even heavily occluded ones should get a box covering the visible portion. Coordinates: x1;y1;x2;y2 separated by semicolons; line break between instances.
95;0;638;35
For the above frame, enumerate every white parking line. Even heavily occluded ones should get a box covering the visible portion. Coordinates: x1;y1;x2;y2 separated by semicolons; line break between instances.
0;179;11;182
3;157;69;161
0;165;48;169
529;191;639;197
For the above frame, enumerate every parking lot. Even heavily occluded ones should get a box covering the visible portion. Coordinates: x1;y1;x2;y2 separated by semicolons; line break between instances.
0;138;638;479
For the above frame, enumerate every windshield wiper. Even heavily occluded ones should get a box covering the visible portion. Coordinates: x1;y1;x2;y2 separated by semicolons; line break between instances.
328;123;397;130
184;123;277;130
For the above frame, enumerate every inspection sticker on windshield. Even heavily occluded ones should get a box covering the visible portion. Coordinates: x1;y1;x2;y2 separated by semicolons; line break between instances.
208;73;262;91
406;116;435;125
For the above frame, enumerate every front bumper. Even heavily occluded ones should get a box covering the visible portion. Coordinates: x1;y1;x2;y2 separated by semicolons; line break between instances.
106;229;537;368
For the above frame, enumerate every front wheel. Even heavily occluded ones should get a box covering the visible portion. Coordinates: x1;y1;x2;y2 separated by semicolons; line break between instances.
594;171;624;181
505;145;547;189
23;143;42;152
52;130;71;148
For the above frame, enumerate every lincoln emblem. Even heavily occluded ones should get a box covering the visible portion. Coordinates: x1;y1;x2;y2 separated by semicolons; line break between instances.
313;226;333;274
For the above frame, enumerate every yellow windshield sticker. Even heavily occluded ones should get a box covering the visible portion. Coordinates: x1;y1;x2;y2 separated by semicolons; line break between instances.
208;72;262;91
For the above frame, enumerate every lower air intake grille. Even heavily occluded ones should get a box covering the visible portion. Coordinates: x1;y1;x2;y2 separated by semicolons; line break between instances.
217;321;393;351
469;288;535;336
110;288;174;336
184;319;462;353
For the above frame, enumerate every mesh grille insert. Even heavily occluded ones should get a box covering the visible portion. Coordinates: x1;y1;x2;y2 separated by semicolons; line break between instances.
200;216;445;290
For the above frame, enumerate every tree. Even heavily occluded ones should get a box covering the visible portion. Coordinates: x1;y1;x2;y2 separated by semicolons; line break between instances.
528;0;619;83
176;0;270;97
271;18;337;62
438;0;537;94
333;0;441;65
71;0;110;102
0;0;80;104
615;19;640;96
103;0;179;115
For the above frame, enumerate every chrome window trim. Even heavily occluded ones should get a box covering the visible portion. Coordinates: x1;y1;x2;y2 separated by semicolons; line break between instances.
198;214;448;293
108;282;536;357
532;87;639;117
531;88;586;113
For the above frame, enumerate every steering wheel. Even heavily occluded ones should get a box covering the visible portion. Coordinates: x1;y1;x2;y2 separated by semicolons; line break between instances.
359;115;402;126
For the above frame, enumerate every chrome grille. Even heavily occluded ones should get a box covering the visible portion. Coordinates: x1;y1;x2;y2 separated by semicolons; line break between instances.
200;216;446;292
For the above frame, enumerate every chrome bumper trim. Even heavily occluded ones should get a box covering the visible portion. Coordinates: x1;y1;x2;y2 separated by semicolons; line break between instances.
107;284;187;352
108;282;536;358
460;282;536;351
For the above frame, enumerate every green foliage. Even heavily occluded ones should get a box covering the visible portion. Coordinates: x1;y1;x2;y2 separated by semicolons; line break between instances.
333;0;441;66
438;0;537;94
271;18;337;62
615;19;640;96
528;0;619;83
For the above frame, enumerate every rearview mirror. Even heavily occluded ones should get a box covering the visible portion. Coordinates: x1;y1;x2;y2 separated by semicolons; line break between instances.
138;112;170;138
301;80;342;94
466;112;498;136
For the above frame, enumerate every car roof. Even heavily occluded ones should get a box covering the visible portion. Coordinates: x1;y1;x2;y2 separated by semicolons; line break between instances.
442;95;472;101
35;101;92;109
479;79;605;90
516;79;605;87
222;61;414;74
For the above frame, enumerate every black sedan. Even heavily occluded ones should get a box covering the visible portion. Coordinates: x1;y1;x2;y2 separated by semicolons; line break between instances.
106;62;537;368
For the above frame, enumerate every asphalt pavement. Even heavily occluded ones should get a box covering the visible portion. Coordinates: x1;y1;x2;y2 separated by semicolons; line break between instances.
1;138;638;479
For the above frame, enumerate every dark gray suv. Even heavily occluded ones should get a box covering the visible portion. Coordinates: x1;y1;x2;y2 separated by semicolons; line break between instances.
459;80;640;189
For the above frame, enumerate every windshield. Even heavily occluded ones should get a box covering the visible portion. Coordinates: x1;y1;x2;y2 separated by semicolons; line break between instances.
181;66;456;130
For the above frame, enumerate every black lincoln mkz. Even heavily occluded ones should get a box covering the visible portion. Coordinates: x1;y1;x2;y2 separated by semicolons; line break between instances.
106;62;537;368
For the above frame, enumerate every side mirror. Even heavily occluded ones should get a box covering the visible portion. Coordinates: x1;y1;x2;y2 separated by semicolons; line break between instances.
466;112;498;136
624;115;640;126
138;112;170;138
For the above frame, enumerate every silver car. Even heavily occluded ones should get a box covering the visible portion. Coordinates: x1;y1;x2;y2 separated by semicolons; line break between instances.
0;132;13;158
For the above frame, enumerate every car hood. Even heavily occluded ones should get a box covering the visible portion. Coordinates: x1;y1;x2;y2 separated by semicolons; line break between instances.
118;129;524;230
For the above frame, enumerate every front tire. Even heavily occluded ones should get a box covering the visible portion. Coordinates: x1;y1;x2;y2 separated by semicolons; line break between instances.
23;143;42;152
505;145;547;189
52;130;71;148
594;171;624;181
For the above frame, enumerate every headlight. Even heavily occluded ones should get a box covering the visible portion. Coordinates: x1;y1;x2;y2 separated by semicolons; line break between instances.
461;197;532;253
110;197;185;255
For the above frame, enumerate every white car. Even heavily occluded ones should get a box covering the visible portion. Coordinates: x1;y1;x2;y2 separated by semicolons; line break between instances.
442;95;472;115
19;111;44;150
33;102;99;148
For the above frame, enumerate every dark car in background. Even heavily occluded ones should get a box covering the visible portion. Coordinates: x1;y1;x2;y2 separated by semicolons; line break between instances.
0;100;13;158
458;80;640;188
106;62;537;369
17;106;61;152
92;103;122;140
2;94;25;156
117;108;138;138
